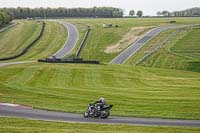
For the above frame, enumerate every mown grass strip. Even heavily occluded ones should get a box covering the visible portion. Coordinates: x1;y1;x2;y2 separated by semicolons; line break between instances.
10;21;68;61
0;21;45;61
0;63;199;119
127;27;200;72
0;117;199;133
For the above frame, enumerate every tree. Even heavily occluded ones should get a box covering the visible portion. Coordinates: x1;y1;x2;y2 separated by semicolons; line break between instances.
0;13;3;25
129;10;135;16
112;10;123;18
136;10;143;17
0;7;124;19
162;10;170;16
0;11;12;26
156;11;162;16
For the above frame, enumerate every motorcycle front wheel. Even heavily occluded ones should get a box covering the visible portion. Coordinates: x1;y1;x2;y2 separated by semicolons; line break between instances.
83;111;89;118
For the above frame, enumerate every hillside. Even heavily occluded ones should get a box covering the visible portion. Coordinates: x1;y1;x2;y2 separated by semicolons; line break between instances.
0;18;200;132
0;63;199;119
3;21;68;61
126;25;200;72
66;18;200;63
0;20;42;58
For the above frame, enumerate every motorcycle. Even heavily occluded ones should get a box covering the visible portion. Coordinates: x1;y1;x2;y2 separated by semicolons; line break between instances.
83;103;113;119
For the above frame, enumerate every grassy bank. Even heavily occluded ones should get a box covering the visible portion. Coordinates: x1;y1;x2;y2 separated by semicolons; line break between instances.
65;18;165;62
126;26;200;72
10;21;68;61
0;117;199;133
0;63;199;119
0;20;42;58
65;18;200;63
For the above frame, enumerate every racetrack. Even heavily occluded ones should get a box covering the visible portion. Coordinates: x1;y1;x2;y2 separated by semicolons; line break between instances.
1;24;200;128
0;61;36;67
110;25;195;64
0;23;18;33
0;104;200;127
50;20;79;59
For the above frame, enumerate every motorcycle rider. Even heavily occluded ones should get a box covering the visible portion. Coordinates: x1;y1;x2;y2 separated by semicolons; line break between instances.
84;97;112;118
91;98;107;113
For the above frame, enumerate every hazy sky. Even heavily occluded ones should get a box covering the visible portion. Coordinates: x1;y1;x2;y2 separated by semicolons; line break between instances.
0;0;199;15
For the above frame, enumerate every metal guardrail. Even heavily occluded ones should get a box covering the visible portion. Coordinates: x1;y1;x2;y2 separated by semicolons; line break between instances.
75;26;91;58
0;21;45;61
38;59;99;64
38;25;100;64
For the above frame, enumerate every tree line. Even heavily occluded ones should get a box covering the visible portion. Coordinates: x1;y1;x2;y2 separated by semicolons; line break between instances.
157;7;200;17
0;11;12;26
0;7;124;19
129;10;143;17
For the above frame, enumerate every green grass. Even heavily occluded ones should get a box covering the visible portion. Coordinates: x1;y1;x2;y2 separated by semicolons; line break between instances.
125;28;178;65
64;18;200;63
1;117;200;133
126;26;200;72
0;63;200;119
65;18;167;62
0;20;42;58
10;21;68;61
171;29;200;59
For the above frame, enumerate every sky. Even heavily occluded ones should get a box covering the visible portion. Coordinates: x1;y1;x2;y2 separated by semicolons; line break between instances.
0;0;199;16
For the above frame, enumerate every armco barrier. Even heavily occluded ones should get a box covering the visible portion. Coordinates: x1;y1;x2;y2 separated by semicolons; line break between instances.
0;21;45;61
38;58;99;64
75;26;91;58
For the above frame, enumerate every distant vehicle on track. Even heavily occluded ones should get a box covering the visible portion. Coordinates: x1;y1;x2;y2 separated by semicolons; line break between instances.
167;20;176;23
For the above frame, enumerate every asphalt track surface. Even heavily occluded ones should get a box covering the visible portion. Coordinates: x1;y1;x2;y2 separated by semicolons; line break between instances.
51;20;79;59
0;104;200;127
0;61;36;67
0;23;18;33
110;25;193;64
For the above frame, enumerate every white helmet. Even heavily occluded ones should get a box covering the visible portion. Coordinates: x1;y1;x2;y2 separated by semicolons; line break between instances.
99;97;105;103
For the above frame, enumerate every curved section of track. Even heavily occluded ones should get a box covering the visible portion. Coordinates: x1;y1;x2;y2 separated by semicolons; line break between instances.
50;20;79;59
0;23;18;33
0;104;199;127
110;25;194;64
0;61;36;67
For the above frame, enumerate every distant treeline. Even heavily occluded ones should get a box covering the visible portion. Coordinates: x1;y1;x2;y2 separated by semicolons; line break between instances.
0;7;124;19
0;11;12;26
157;7;200;17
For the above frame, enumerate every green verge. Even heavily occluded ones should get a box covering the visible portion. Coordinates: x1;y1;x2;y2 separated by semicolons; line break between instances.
126;27;200;72
0;117;199;133
0;63;200;119
171;28;200;59
0;20;42;58
64;18;167;63
64;18;200;63
125;28;178;65
10;21;68;61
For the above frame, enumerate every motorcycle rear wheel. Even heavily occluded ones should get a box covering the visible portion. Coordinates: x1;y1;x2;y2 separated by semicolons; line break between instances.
100;111;110;119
